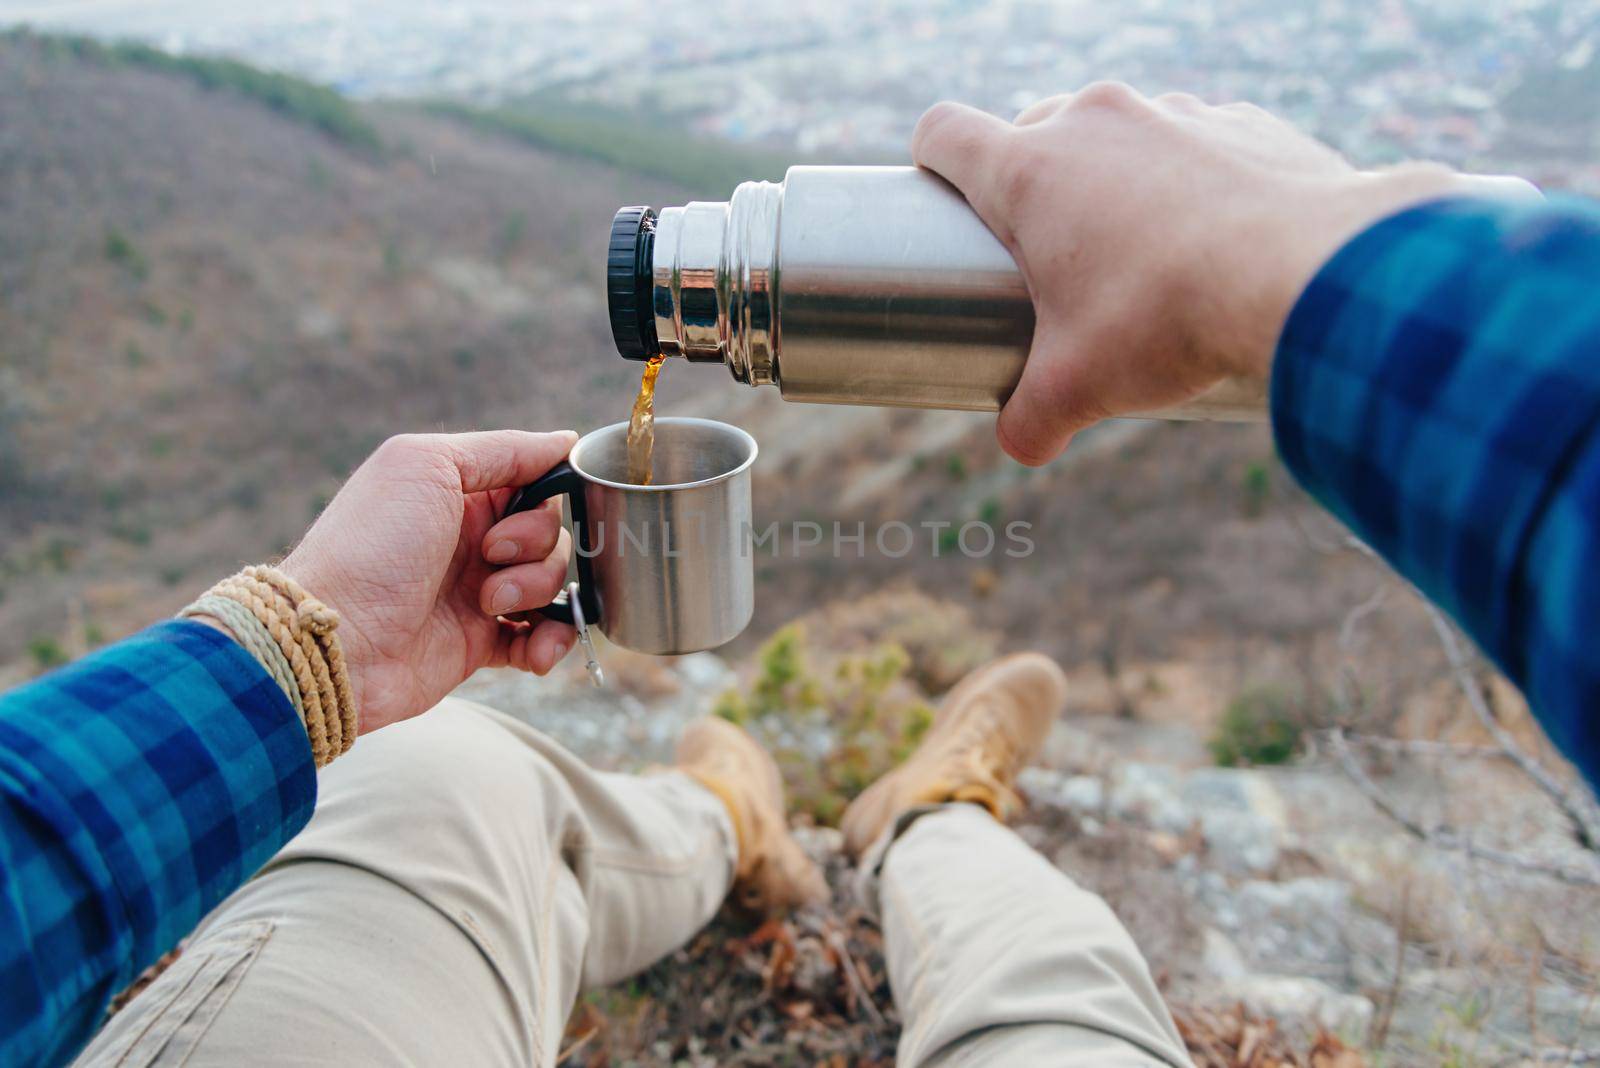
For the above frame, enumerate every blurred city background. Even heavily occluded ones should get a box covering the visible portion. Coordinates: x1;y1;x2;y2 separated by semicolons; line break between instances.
1;2;1598;1064
8;0;1600;189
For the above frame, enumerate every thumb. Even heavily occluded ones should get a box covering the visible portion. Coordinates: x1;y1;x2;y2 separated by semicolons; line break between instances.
441;430;579;494
996;325;1101;467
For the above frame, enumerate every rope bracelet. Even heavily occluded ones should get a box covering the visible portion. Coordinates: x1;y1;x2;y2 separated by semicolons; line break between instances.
179;565;358;767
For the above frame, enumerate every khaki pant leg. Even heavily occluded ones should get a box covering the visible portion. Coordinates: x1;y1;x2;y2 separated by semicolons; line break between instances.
75;698;736;1068
856;803;1190;1068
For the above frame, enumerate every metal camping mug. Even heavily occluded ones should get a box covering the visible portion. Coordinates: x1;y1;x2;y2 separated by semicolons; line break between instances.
501;417;757;654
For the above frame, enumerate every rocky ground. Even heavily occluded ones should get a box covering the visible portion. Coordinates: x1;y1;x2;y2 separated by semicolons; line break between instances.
454;606;1600;1068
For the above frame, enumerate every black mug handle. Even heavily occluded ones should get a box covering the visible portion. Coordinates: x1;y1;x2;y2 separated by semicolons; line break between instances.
501;461;602;626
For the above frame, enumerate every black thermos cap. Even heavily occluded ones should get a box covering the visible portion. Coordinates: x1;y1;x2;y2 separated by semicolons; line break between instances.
607;206;658;361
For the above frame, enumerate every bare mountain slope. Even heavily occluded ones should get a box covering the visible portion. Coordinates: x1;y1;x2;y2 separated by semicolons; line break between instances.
0;31;1538;739
0;34;697;658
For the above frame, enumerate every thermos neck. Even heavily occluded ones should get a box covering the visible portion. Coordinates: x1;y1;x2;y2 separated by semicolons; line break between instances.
606;181;782;385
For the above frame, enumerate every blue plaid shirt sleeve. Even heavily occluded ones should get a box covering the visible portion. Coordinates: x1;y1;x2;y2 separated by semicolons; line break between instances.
1273;194;1600;789
0;620;316;1067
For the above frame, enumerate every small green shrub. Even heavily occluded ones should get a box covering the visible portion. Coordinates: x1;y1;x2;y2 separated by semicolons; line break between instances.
110;521;152;546
1241;460;1270;517
228;479;263;512
44;538;77;573
1209;688;1303;767
1444;992;1488;1030
381;236;405;278
104;227;148;280
29;636;66;671
495;210;527;264
715;624;933;824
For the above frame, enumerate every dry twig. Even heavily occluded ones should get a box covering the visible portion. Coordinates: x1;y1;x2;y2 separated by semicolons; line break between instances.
1340;733;1511;760
1327;729;1600;888
1368;879;1411;1052
1424;605;1600;851
556;1025;600;1065
822;925;888;1029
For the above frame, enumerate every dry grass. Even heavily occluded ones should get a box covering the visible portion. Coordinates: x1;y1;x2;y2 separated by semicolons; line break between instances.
560;830;1358;1067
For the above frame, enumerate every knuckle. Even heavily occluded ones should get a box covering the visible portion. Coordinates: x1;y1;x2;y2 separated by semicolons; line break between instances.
1157;91;1204;110
373;433;440;469
916;100;964;137
1221;100;1269;119
376;432;423;457
372;433;465;491
912;101;966;154
1014;93;1068;125
527;517;562;555
1072;80;1140;112
534;562;569;603
915;103;998;170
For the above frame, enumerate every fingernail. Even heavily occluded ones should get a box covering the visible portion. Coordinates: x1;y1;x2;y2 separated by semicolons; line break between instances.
486;539;518;563
490;582;521;614
556;634;574;658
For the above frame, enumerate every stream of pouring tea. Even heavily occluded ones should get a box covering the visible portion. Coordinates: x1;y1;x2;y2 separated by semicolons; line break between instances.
625;354;665;485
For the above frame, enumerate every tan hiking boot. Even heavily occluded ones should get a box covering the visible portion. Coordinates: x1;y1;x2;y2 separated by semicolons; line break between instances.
840;652;1067;858
677;716;828;913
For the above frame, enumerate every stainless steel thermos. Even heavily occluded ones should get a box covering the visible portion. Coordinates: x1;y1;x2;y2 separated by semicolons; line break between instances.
606;165;1266;420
